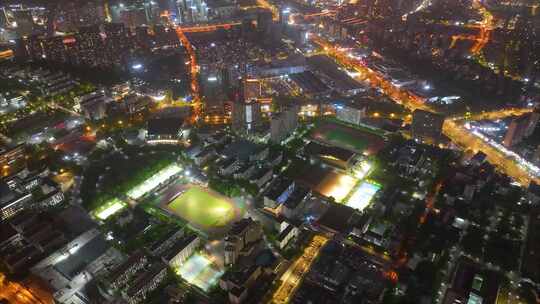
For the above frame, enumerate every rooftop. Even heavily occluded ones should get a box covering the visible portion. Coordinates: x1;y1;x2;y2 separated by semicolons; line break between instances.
126;263;167;297
54;234;109;279
163;234;198;261
147;118;184;136
222;265;260;287
317;203;355;233
222;140;261;161
229;218;256;236
108;250;147;282
265;177;294;202
283;185;310;210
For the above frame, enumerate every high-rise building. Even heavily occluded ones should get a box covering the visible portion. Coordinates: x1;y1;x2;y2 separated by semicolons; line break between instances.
223;218;262;266
270;106;299;143
75;25;104;67
503;112;540;147
257;10;273;36
50;1;105;32
27;35;45;61
103;22;131;66
43;36;69;63
411;109;445;142
134;26;152;50
523;111;540;137
13;38;29;61
232;80;265;132
232;98;262;132
12;9;34;36
120;6;149;28
279;6;291;25
335;102;367;125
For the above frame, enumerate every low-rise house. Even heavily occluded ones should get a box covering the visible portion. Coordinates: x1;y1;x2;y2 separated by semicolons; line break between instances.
250;167;273;188
224;218;263;266
218;157;241;176
219;266;263;304
107;251;148;290
279;185;310;220
234;163;256;180
148;229;185;256
0;181;33;221
249;147;269;162
161;234;200;268
277;222;300;250
123;263;168;304
194;147;216;166
263;178;295;209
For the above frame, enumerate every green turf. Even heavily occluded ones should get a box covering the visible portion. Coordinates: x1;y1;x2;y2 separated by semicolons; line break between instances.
324;117;386;136
323;129;368;151
310;120;385;154
167;186;237;228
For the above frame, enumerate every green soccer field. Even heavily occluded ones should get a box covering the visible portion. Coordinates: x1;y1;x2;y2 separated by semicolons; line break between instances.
167;186;239;229
310;120;385;155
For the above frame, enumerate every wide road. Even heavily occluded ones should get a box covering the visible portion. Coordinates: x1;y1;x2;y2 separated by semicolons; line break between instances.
448;108;533;121
310;35;539;185
270;235;328;304
175;27;202;122
443;120;539;185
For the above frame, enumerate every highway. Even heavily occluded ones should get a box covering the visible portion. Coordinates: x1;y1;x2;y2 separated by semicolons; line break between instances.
270;235;329;304
310;35;539;185
448;108;534;121
443;120;540;185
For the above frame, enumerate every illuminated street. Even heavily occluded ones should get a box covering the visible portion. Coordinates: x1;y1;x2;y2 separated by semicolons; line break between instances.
175;27;202;122
311;35;539;185
1;0;539;303
270;235;329;304
444;120;540;185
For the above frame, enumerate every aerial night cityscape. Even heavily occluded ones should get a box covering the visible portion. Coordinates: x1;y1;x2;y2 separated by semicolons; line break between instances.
0;0;540;303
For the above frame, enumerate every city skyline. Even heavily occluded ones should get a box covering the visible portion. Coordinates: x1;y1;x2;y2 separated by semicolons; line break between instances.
0;0;539;303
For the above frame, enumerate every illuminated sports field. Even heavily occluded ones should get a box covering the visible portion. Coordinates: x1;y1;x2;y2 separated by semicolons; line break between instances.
345;181;381;211
166;185;242;230
127;163;182;200
315;171;358;202
310;120;385;155
92;198;127;220
177;253;223;291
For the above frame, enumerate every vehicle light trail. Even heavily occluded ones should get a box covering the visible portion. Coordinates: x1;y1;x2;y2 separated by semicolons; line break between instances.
470;0;493;54
175;27;202;122
449;0;493;53
177;22;241;33
269;235;328;303
311;35;539;185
